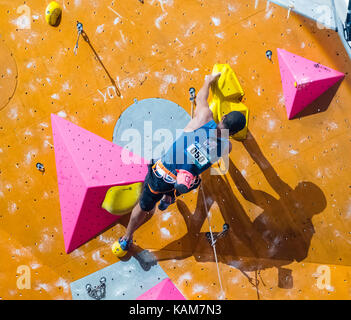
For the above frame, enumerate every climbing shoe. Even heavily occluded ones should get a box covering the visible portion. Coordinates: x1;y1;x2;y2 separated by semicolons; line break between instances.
112;237;132;258
158;195;175;211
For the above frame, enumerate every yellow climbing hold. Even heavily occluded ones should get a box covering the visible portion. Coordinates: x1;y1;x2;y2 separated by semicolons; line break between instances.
209;63;249;140
111;241;128;258
212;63;244;100
101;182;142;215
45;1;62;26
209;95;220;123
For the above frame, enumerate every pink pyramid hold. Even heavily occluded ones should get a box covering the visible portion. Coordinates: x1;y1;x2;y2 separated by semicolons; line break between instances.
136;278;186;300
51;114;148;253
277;48;345;119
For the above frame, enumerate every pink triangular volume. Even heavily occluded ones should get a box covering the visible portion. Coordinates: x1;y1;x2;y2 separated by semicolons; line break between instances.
277;48;345;119
136;278;186;300
51;114;148;253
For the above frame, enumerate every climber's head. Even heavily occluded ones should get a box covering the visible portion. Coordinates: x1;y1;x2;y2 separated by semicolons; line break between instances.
217;111;246;136
294;181;327;217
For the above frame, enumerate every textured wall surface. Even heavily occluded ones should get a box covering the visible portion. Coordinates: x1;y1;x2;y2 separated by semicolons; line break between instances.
0;0;351;300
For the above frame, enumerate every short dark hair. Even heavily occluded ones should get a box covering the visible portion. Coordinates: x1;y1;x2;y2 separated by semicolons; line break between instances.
223;111;246;135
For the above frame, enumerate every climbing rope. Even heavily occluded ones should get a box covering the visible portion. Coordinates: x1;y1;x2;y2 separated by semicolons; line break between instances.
200;184;225;299
189;87;225;299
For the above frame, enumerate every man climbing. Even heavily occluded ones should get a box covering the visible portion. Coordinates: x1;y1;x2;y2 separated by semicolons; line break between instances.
118;72;246;252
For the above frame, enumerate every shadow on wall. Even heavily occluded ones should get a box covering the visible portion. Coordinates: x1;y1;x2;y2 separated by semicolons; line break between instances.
293;79;343;118
146;130;327;291
81;30;121;97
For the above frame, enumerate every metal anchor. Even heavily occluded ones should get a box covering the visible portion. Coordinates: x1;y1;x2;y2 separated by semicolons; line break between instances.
36;162;45;173
86;277;106;300
266;50;273;61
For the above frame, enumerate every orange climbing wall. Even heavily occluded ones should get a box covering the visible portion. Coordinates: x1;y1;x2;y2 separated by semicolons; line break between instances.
0;0;351;300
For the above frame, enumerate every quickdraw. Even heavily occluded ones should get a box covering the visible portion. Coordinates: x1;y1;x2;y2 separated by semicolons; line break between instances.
73;21;83;56
206;223;229;247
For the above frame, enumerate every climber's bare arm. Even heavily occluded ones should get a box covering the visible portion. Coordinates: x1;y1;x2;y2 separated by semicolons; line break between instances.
184;73;221;132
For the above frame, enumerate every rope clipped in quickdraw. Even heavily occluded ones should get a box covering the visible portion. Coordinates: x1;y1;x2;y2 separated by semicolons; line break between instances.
206;223;229;247
189;87;196;119
73;21;121;97
74;21;83;55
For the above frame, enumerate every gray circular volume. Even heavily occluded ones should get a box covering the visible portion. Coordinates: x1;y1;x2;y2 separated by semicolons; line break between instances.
113;98;191;162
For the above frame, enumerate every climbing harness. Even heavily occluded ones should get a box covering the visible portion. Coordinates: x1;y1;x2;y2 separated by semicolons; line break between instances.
73;21;83;55
189;87;225;299
152;160;177;184
86;277;106;300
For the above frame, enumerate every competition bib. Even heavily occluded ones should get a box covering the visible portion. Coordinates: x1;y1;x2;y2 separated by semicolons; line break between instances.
186;142;210;169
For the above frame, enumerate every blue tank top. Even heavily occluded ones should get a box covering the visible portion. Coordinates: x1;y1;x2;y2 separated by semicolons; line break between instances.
161;120;230;176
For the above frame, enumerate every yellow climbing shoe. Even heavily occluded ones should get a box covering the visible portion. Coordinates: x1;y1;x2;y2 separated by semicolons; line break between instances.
111;238;131;258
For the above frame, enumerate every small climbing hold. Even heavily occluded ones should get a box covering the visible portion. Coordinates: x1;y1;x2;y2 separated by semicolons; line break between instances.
266;50;273;61
36;162;45;173
45;1;62;26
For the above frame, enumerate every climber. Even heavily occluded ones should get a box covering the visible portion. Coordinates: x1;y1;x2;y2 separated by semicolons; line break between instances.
118;72;246;251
